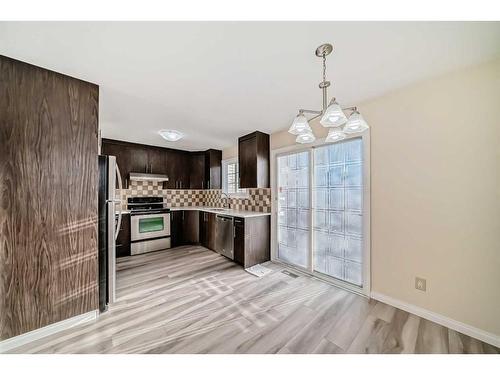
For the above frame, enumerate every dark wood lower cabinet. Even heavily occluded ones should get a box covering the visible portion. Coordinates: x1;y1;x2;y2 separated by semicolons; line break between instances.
200;212;216;250
233;218;245;266
116;214;131;258
182;211;199;245
233;216;270;268
171;211;184;247
173;210;269;269
171;210;200;246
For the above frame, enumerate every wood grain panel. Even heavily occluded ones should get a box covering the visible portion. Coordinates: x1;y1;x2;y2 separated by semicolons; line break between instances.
0;55;99;340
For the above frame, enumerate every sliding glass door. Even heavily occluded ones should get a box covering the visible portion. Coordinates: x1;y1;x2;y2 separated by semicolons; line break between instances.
274;136;368;293
277;151;310;269
313;139;364;287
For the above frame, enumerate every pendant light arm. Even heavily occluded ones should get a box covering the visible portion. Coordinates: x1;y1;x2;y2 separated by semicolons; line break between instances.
299;109;322;115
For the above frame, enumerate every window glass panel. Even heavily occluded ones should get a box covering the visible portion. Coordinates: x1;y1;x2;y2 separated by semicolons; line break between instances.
345;163;362;187
223;160;246;195
313;138;364;287
328;165;344;187
277;151;310;269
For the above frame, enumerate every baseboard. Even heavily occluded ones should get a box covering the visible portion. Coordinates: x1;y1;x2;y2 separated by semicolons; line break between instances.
0;310;98;353
370;292;500;348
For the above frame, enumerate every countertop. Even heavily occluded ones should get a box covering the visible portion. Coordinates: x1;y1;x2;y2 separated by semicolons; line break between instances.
169;206;271;218
119;207;270;218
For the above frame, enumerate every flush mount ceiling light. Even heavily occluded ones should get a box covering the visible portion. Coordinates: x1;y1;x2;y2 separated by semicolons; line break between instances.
288;43;369;143
158;129;184;142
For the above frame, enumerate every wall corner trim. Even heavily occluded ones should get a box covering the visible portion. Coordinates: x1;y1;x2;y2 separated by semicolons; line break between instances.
370;292;500;349
0;310;98;353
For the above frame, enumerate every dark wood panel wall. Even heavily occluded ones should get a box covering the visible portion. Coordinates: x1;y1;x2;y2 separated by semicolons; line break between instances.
0;55;99;340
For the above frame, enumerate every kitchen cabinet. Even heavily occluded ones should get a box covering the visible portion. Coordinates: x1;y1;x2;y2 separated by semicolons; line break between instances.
182;210;200;244
102;138;221;190
190;152;206;189
101;140;164;187
233;217;245;266
116;213;131;258
238;131;270;188
170;211;184;247
233;216;270;268
171;210;200;246
200;211;216;250
204;149;222;189
165;150;191;189
147;147;167;175
101;141;137;188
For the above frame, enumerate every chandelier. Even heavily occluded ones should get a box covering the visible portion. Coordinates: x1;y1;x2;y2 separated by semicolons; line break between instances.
289;43;369;144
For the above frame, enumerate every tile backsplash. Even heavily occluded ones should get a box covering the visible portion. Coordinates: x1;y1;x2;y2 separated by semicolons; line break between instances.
117;180;271;213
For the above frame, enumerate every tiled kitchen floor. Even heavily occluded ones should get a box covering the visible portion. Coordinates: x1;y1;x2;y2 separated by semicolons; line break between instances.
8;246;499;354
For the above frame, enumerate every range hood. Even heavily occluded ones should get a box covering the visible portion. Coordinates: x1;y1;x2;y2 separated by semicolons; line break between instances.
129;172;169;182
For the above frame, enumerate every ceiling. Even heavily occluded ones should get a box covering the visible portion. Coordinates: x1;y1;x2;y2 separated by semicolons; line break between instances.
1;21;499;151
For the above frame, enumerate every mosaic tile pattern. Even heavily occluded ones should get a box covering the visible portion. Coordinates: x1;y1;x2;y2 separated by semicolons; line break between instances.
117;180;271;213
204;188;271;212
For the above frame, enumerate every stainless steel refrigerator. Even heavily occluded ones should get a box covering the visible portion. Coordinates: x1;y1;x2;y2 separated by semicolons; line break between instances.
98;155;123;312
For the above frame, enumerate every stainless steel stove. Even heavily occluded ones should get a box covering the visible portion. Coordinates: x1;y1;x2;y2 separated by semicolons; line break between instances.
128;197;171;255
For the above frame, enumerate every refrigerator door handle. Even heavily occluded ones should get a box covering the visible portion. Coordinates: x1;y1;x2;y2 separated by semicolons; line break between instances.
114;163;123;240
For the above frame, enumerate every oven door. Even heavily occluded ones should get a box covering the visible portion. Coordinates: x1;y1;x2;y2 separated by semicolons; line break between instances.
131;213;171;242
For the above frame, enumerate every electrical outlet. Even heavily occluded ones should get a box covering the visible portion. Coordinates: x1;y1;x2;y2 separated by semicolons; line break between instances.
415;277;427;292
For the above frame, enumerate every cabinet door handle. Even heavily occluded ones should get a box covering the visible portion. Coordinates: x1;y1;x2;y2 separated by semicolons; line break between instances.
202;181;204;189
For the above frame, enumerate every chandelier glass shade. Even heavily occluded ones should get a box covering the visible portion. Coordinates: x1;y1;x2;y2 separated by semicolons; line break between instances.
344;111;369;134
320;99;348;127
325;128;346;143
296;131;316;144
290;43;369;144
288;113;312;135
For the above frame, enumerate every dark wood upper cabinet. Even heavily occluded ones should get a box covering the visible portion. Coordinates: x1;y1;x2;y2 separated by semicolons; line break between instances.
147;147;167;175
101;139;221;190
205;149;222;190
190;152;205;189
238;131;270;188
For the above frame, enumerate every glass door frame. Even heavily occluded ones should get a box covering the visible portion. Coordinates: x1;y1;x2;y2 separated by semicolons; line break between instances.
271;131;371;297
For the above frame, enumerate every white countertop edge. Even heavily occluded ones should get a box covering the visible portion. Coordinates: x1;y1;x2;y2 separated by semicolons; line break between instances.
169;206;271;218
119;207;271;218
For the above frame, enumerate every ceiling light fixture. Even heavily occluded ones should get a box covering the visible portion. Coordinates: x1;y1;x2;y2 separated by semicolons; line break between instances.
159;129;184;142
288;43;369;143
289;111;312;135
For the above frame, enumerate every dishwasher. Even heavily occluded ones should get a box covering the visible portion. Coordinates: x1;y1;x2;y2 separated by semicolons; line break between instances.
215;214;234;260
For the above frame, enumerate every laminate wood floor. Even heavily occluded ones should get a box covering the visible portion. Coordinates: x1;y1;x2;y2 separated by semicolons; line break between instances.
8;246;499;354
